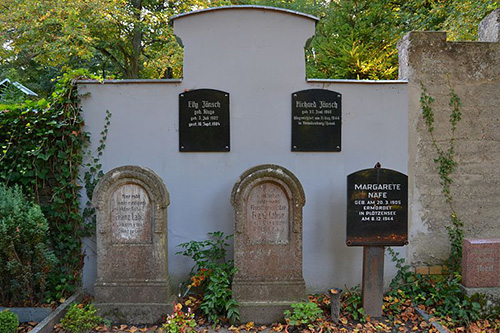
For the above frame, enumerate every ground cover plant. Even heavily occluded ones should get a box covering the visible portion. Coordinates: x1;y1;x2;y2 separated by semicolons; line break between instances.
176;231;239;325
50;291;499;332
0;309;19;333
60;302;104;333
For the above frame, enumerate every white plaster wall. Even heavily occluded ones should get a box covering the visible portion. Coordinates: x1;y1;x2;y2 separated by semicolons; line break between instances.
80;7;408;294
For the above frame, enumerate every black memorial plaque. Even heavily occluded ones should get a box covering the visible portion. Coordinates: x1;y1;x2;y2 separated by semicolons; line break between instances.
179;89;229;152
292;89;341;152
346;167;408;246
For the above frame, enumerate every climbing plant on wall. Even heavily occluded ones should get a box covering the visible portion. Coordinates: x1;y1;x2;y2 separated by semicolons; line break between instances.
0;69;98;301
419;83;463;273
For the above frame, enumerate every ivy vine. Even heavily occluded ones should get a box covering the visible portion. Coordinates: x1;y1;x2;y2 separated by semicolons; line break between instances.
419;83;464;273
0;69;102;301
82;110;112;236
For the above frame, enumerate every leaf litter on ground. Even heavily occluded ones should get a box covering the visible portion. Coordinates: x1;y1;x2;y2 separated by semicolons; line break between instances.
48;293;499;332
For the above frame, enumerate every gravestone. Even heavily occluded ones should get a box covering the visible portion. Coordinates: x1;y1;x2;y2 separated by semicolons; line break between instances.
231;164;306;324
92;165;172;324
179;89;230;152
346;167;408;246
462;238;500;288
291;89;342;152
346;165;408;318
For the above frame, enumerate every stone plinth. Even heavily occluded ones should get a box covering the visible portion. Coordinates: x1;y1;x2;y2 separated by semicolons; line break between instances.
92;166;173;324
231;164;306;324
462;238;500;288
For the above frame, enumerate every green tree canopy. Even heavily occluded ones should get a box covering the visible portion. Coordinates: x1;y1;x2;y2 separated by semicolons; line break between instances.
0;0;231;86
307;0;400;80
1;0;498;95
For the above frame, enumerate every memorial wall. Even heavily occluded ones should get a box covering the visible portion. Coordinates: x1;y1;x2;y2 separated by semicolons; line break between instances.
79;6;408;293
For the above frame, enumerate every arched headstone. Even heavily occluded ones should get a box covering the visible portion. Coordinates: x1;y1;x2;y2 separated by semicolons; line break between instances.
231;164;306;324
92;165;172;324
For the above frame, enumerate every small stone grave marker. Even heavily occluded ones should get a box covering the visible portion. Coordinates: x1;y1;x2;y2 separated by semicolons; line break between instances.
93;165;172;324
231;164;306;324
462;238;500;288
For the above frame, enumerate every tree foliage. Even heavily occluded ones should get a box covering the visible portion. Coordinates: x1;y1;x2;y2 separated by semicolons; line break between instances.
307;0;400;79
1;0;498;95
0;0;232;86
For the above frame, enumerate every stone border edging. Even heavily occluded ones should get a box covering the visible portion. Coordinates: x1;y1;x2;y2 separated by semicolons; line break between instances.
30;289;84;333
0;307;52;323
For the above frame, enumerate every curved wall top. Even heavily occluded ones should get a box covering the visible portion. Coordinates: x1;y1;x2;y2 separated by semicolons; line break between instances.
171;6;318;84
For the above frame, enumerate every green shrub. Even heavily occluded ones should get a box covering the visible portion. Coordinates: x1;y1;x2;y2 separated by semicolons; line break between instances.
60;303;102;333
177;231;239;325
342;285;366;322
0;70;100;302
0;309;19;333
284;301;323;327
386;247;499;327
0;184;58;306
162;303;197;333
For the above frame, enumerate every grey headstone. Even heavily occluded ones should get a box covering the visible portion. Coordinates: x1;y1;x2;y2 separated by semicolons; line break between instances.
231;164;306;324
92;165;173;324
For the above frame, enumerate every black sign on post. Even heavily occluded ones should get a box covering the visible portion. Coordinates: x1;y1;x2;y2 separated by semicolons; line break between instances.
179;89;230;152
291;89;341;152
346;166;408;246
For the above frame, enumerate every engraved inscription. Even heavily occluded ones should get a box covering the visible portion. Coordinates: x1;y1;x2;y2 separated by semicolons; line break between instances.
246;183;289;245
111;184;151;243
292;89;342;152
346;168;408;246
187;100;222;128
352;183;403;222
293;100;340;127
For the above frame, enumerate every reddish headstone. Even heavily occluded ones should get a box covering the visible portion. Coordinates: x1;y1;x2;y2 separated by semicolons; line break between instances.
231;164;306;324
93;165;173;324
462;238;500;288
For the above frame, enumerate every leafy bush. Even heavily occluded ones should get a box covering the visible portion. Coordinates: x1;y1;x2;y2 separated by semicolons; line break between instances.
162;303;197;333
386;247;499;327
0;69;102;301
0;184;58;306
60;303;102;333
199;263;239;325
341;285;366;322
0;309;19;333
284;301;323;326
177;231;239;325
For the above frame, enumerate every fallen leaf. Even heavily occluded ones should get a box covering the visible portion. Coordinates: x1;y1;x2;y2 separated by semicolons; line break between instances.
271;323;283;332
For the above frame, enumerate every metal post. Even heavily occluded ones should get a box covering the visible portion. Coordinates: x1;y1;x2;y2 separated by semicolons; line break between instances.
362;246;385;318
